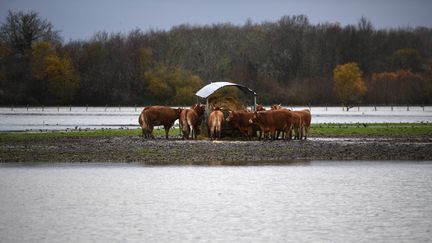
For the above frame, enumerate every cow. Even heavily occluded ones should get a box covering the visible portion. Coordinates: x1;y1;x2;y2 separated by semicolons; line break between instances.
138;106;152;138
256;104;266;111
293;109;311;139
271;104;285;111
139;106;182;139
288;111;303;140
208;107;224;140
180;104;205;139
270;104;311;140
226;110;256;140
249;110;293;140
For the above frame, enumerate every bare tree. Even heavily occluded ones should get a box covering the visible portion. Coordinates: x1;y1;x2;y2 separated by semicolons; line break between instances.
0;10;61;52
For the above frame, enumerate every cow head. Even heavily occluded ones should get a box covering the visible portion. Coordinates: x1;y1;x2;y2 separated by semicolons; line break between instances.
256;104;266;111
175;108;183;118
226;110;235;123
193;103;206;117
249;111;258;124
271;104;283;110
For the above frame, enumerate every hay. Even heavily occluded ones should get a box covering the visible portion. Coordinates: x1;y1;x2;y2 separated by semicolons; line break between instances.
208;96;245;111
208;86;247;111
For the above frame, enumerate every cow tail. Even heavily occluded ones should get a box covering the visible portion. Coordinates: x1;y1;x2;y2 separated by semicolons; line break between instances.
139;112;145;136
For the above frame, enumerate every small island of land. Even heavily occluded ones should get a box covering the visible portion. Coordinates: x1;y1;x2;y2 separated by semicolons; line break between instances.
1;123;431;164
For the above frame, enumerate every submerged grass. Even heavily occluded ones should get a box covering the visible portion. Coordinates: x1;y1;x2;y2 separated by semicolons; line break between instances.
0;123;431;141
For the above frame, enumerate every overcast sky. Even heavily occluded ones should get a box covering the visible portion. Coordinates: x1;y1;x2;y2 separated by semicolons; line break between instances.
1;0;432;41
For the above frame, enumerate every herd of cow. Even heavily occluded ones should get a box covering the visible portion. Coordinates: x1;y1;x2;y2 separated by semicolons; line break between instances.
138;104;311;141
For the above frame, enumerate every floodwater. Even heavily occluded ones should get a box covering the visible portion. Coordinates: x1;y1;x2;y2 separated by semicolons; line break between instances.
0;161;431;242
0;106;431;131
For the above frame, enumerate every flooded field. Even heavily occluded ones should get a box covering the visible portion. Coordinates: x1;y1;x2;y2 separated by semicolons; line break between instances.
1;161;431;242
0;106;431;131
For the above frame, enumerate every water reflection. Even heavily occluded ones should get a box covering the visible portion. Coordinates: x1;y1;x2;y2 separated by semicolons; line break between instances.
0;161;431;242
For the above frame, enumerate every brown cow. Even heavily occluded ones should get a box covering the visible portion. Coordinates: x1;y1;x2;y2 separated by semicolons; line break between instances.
226;110;256;140
249;110;293;140
270;105;310;140
288;111;303;140
293;109;311;139
256;104;266;111
138;106;152;138
139;106;182;139
208;107;224;140
180;104;205;139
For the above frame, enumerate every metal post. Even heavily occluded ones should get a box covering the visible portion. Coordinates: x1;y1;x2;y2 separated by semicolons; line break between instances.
205;98;210;116
253;95;257;111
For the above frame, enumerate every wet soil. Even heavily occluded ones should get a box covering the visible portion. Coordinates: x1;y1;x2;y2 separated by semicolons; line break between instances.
1;135;431;164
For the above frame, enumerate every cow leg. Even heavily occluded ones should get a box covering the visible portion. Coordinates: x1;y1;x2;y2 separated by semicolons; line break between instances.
304;126;308;140
164;126;170;139
194;125;199;139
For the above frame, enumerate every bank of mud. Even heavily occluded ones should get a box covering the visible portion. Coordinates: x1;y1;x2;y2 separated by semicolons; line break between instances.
1;135;432;164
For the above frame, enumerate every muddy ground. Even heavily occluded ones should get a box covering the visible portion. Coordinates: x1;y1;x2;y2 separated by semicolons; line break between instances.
1;135;431;164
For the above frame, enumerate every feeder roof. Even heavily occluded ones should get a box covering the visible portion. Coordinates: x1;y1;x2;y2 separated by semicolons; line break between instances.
195;81;256;99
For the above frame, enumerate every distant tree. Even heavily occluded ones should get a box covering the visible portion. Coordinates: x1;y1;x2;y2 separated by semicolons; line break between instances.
0;10;60;53
0;10;61;104
45;55;80;104
144;66;202;105
32;42;80;104
369;71;397;104
333;62;367;110
388;48;422;72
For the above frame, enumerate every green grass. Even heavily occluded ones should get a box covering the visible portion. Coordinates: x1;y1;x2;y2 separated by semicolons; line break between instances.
0;123;431;141
0;127;181;141
310;123;432;137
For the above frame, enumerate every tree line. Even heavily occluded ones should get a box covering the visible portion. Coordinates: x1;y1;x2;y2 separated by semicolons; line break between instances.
1;11;432;106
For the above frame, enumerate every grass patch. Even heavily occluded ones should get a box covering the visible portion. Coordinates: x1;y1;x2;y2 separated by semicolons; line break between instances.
0;127;181;141
1;123;431;141
310;123;432;137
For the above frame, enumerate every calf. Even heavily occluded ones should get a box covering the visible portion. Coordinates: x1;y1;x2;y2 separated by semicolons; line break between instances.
208;107;224;140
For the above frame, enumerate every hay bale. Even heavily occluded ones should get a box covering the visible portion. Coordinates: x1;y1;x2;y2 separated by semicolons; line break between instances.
209;96;245;112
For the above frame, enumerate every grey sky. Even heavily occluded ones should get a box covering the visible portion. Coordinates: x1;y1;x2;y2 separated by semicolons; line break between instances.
1;0;432;41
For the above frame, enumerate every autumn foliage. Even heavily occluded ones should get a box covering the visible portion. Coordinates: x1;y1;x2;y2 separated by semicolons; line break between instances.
333;63;367;108
369;70;429;104
1;11;432;105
